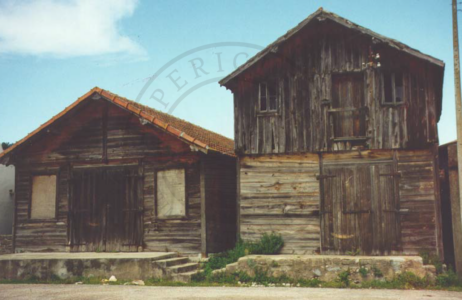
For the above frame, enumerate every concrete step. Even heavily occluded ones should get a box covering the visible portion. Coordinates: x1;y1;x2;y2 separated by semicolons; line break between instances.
171;270;199;283
168;262;199;274
154;257;189;268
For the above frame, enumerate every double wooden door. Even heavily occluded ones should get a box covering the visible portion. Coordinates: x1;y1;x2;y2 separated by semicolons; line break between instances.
70;167;143;252
320;162;401;255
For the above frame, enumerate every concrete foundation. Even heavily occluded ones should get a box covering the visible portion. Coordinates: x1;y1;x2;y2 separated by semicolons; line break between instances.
0;252;177;281
214;255;437;283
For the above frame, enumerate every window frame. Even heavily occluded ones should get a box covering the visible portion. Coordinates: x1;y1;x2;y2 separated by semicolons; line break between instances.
28;170;59;222
258;81;279;114
154;167;188;220
382;71;405;106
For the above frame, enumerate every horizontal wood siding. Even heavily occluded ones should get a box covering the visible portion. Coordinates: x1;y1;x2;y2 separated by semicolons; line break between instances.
143;160;202;255
397;149;441;255
238;149;440;255
239;154;321;254
14;165;68;252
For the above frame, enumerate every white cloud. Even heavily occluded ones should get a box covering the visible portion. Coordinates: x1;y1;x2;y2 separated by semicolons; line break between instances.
0;0;147;59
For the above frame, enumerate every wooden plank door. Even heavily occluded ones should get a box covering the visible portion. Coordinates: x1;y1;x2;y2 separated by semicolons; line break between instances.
320;162;399;255
321;166;372;254
371;164;400;254
70;169;106;252
105;167;143;252
70;167;143;252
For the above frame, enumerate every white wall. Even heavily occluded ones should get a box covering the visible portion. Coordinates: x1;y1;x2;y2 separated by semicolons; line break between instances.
0;147;14;234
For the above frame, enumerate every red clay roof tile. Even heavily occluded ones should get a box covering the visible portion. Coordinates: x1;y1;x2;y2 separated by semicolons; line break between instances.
0;87;235;162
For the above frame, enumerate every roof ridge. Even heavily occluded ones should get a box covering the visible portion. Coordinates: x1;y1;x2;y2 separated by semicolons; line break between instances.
220;8;444;86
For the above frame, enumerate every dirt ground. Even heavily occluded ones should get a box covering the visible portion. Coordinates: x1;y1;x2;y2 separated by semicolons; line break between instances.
0;285;461;300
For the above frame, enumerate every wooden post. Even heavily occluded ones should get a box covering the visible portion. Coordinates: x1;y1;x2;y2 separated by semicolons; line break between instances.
452;0;462;277
200;160;207;258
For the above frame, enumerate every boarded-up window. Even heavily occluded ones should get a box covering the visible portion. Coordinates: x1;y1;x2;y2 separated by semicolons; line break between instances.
31;175;57;219
157;169;186;217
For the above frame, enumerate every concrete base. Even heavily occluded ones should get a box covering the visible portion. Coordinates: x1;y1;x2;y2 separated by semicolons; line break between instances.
0;252;177;281
214;255;437;283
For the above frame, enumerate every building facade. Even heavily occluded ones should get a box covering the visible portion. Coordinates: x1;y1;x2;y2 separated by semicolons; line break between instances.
221;9;445;256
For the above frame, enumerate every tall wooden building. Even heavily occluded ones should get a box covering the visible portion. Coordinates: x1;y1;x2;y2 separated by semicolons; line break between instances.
0;88;236;256
220;9;445;256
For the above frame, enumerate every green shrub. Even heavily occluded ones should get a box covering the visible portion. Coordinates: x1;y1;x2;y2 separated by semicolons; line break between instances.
419;250;443;274
436;270;461;287
255;232;284;254
396;272;430;289
371;266;383;278
197;232;284;281
359;267;368;278
337;270;350;287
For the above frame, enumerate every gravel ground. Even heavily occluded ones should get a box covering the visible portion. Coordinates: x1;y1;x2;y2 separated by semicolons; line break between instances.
0;285;461;300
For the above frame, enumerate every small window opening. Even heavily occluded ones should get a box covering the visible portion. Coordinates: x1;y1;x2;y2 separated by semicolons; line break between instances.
259;82;278;112
384;72;393;104
259;83;267;111
394;73;403;103
383;71;404;105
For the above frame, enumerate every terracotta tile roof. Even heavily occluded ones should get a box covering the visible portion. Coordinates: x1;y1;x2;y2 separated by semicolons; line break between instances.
0;87;235;163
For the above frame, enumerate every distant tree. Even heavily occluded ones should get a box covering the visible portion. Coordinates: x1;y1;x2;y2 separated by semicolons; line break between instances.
1;142;13;151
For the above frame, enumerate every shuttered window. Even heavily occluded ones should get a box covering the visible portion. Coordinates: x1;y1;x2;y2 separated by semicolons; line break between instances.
156;169;186;217
30;175;57;220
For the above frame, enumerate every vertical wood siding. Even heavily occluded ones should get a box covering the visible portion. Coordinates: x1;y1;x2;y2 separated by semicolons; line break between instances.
232;23;441;155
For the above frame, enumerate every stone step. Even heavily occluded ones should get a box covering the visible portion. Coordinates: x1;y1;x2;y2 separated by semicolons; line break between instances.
171;270;199;283
150;253;178;263
154;257;189;268
168;262;199;274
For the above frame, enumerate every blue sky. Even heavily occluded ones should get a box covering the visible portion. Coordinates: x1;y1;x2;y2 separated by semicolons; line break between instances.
0;0;457;145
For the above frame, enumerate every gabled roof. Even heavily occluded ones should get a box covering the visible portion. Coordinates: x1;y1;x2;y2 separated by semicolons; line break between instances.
0;87;235;163
220;8;444;86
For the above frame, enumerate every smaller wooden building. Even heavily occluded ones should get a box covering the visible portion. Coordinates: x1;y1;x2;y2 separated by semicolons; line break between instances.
0;88;236;256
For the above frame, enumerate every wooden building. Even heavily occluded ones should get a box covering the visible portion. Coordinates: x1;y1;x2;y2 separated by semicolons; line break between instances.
0;88;236;256
220;8;445;256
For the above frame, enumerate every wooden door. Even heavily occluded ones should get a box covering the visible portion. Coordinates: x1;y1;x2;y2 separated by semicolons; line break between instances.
70;167;143;252
320;162;399;255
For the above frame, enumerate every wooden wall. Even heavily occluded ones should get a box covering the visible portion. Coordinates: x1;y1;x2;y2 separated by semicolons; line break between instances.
231;21;442;155
239;154;321;254
143;161;202;255
238;149;442;256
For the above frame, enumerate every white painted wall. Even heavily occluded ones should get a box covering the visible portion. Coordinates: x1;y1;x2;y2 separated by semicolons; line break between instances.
0;147;14;234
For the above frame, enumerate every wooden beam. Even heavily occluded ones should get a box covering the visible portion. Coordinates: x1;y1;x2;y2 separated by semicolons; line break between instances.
200;159;207;258
448;144;462;275
452;0;462;278
102;103;108;164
